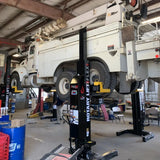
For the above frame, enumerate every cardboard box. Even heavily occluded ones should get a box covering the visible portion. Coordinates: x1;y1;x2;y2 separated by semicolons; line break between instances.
11;119;25;128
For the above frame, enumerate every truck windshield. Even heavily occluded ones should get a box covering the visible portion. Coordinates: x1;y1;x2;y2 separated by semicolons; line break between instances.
30;45;35;55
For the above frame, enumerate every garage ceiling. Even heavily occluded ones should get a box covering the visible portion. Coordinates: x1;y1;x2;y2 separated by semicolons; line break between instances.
0;0;159;51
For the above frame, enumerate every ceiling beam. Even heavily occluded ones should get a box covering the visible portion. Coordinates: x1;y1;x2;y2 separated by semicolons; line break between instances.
0;0;74;20
0;37;24;48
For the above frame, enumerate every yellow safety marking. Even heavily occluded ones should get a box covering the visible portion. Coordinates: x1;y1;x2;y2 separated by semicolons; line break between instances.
136;89;143;92
102;151;112;156
28;113;39;118
12;86;23;93
87;141;93;143
94;82;110;93
50;89;56;92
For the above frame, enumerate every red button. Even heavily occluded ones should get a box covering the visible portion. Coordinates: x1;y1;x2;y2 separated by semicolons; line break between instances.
155;55;159;58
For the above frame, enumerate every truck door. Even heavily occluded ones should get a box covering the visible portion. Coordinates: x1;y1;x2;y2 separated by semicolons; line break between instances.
27;44;37;73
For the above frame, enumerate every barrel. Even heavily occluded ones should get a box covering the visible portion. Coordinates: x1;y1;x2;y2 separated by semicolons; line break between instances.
2;125;26;160
0;121;11;132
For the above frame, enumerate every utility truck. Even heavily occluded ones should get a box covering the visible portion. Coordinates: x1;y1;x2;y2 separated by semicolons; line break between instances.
11;0;160;100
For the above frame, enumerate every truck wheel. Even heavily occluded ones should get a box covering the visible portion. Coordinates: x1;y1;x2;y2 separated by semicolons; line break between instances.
90;61;111;96
11;72;22;89
56;72;74;101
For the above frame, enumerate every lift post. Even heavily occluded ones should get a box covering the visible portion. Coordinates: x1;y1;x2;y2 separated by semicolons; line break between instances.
69;27;94;158
116;91;154;142
69;28;118;159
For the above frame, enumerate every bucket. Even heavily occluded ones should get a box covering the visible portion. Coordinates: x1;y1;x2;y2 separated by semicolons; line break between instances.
0;122;11;132
2;125;26;160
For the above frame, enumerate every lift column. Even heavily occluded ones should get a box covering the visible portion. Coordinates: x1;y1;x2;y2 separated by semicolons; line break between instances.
69;28;118;160
69;27;95;158
117;91;154;142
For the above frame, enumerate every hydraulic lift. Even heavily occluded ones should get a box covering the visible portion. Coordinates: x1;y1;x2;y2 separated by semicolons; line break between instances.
116;90;154;142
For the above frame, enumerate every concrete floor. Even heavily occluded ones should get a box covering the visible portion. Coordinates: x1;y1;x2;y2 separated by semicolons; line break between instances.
10;109;160;160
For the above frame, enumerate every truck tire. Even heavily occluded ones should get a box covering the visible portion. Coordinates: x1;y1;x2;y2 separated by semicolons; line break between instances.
102;72;117;97
56;72;74;101
11;72;22;90
116;81;142;94
90;61;111;96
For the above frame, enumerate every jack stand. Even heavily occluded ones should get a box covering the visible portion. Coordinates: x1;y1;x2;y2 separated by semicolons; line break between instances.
116;91;154;142
28;88;43;118
69;28;118;159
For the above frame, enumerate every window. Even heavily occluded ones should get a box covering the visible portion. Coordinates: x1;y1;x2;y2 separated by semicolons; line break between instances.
30;45;35;55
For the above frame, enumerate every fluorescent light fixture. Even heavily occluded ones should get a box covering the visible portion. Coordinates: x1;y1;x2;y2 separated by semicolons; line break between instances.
13;54;20;57
142;16;160;24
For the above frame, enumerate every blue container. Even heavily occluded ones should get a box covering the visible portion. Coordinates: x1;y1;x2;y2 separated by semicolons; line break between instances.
2;125;26;160
0;115;10;122
0;121;11;131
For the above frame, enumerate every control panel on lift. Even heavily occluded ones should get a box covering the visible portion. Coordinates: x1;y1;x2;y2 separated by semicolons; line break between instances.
69;71;93;154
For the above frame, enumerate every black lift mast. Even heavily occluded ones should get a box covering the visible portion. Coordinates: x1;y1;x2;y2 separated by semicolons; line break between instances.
117;91;154;142
69;28;118;159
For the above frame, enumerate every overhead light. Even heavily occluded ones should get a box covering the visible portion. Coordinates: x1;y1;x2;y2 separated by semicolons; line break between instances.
13;54;20;57
142;16;160;24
